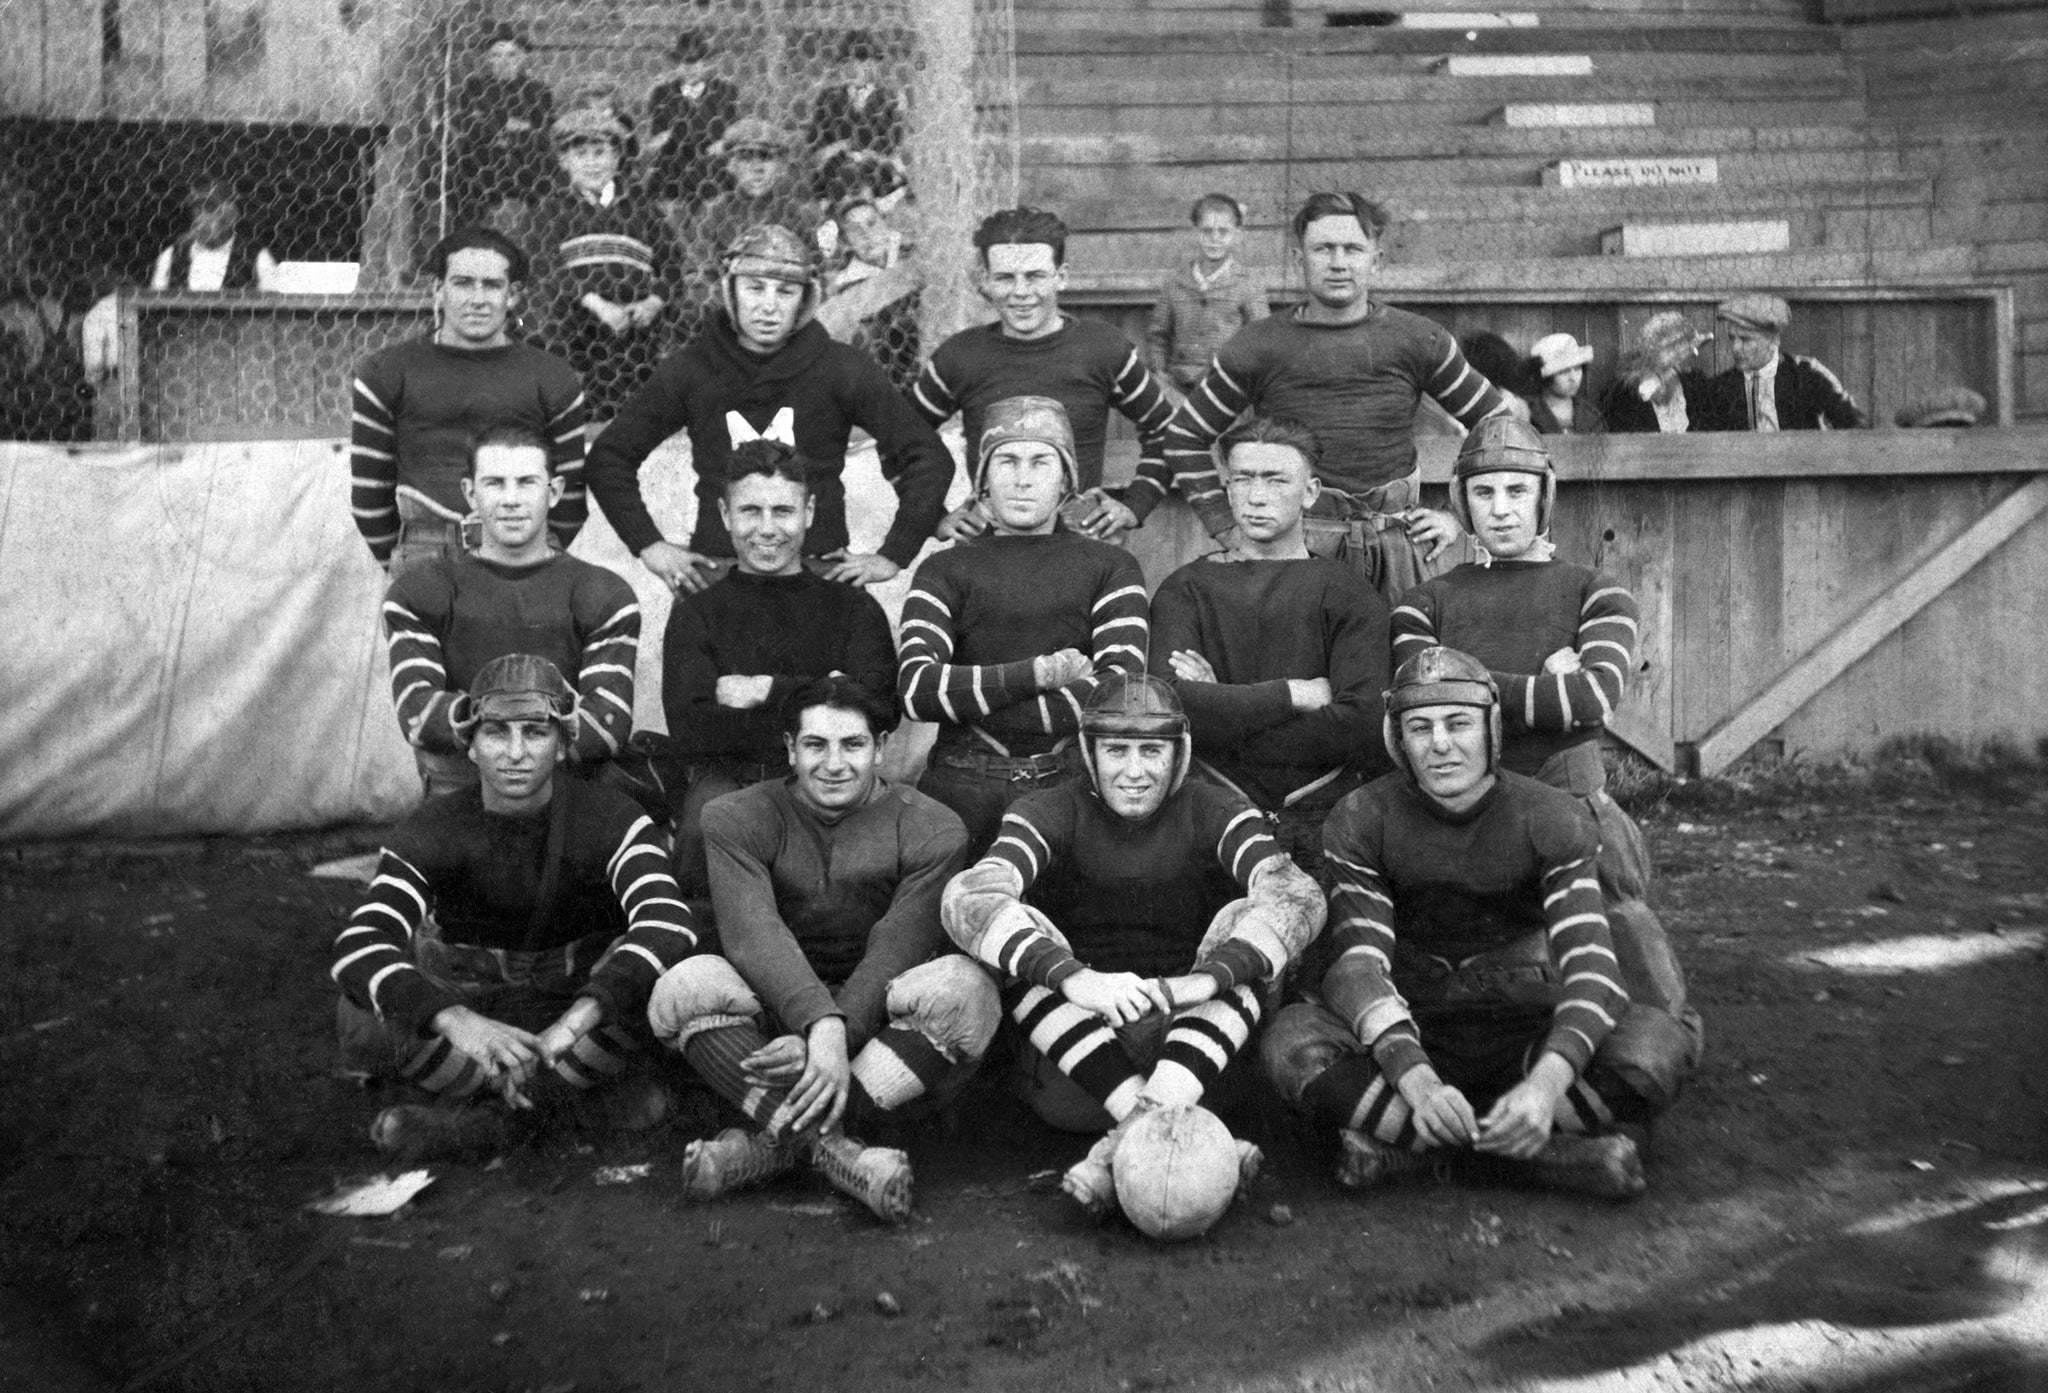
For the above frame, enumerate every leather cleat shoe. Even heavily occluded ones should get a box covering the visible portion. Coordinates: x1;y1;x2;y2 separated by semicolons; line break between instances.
1521;1132;1646;1200
680;1126;796;1201
1334;1128;1433;1190
806;1129;914;1224
370;1103;510;1162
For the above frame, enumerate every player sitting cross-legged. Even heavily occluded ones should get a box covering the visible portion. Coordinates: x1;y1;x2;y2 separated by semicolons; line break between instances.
1262;647;1669;1199
941;673;1326;1218
333;654;699;1161
646;676;999;1223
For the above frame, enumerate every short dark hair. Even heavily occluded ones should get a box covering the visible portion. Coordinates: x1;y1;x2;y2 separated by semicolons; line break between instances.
469;424;552;476
722;437;813;496
973;207;1068;267
1190;193;1246;227
424;225;530;283
782;675;899;739
1217;416;1322;472
1290;192;1390;244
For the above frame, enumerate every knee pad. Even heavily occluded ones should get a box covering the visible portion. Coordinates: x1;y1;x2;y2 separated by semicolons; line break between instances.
886;955;1001;1062
1594;1003;1704;1112
645;955;760;1046
1257;1003;1354;1108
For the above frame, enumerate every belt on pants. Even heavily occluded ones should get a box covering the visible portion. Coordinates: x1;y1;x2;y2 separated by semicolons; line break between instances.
931;741;1076;782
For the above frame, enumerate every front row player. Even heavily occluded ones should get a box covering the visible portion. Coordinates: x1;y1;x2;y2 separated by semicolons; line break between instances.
942;674;1325;1216
1263;647;1671;1199
646;677;1000;1223
333;655;699;1160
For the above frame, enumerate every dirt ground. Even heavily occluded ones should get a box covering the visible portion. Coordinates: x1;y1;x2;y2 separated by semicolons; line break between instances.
3;751;2046;1393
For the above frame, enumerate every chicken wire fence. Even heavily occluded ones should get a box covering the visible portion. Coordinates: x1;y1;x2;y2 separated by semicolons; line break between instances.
0;0;1018;440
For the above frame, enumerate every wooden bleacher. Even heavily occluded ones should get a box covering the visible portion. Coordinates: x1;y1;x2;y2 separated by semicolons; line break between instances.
1015;0;2037;422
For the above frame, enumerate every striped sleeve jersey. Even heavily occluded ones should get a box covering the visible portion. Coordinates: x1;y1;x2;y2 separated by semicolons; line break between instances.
1161;304;1507;535
897;532;1148;756
382;552;639;761
1319;772;1627;1084
1389;558;1638;776
975;779;1286;985
909;318;1178;508
349;335;588;564
330;779;698;1032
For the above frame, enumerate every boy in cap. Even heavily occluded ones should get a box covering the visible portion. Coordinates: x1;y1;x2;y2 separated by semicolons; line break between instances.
531;107;681;417
1708;294;1868;431
584;223;951;594
332;654;699;1161
1601;311;1724;434
897;396;1151;856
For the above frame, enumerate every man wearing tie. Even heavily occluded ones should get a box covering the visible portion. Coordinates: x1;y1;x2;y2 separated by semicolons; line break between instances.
1709;294;1868;432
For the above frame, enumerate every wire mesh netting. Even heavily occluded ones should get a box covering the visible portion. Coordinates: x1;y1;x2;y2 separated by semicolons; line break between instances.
0;0;1018;440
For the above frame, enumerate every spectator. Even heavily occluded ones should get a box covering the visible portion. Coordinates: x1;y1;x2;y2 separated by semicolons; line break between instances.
1160;191;1510;603
448;23;554;227
659;438;897;898
349;226;586;572
1601;311;1721;435
910;206;1178;544
149;176;276;292
1147;193;1269;394
1709;295;1869;432
1896;386;1987;428
0;274;94;442
817;194;921;394
680;118;823;328
643;28;739;213
530;108;680;418
804;30;906;204
582;223;951;596
1524;332;1606;436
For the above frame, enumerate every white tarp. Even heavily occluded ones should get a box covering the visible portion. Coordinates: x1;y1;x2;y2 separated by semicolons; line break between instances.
0;431;1203;841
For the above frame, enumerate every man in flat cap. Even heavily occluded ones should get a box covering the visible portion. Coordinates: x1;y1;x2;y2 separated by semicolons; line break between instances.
1708;294;1868;432
1896;386;1987;429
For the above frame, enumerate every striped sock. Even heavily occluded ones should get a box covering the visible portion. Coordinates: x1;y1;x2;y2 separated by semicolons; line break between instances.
1010;984;1144;1112
1303;1055;1417;1146
401;1034;488;1100
1148;987;1260;1108
682;1023;782;1126
851;1026;950;1112
555;1022;639;1090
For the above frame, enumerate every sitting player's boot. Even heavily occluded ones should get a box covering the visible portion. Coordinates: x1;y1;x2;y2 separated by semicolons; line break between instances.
1334;1128;1433;1190
370;1102;511;1162
1235;1138;1264;1189
1061;1097;1156;1218
680;1126;797;1201
806;1129;914;1224
1520;1131;1646;1200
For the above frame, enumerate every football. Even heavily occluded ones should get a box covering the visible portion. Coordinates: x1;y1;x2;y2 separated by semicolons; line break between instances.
1111;1104;1242;1241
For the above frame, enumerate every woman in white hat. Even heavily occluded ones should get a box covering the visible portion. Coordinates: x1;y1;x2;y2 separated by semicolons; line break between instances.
1523;332;1606;436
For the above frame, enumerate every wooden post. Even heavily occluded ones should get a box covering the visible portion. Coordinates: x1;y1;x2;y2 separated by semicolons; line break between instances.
905;0;984;347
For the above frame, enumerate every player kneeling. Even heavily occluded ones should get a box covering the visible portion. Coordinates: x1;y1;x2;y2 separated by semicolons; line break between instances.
942;674;1326;1238
645;677;999;1223
1263;647;1669;1200
332;655;700;1160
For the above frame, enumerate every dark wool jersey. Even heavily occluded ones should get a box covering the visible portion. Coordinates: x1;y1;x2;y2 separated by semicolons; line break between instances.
1321;771;1625;1083
1390;559;1637;777
897;532;1149;756
331;779;697;1032
703;778;968;1047
910;316;1177;511
584;316;953;566
1164;303;1506;532
989;780;1286;983
662;569;897;763
349;335;589;562
382;551;639;762
1150;554;1392;808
